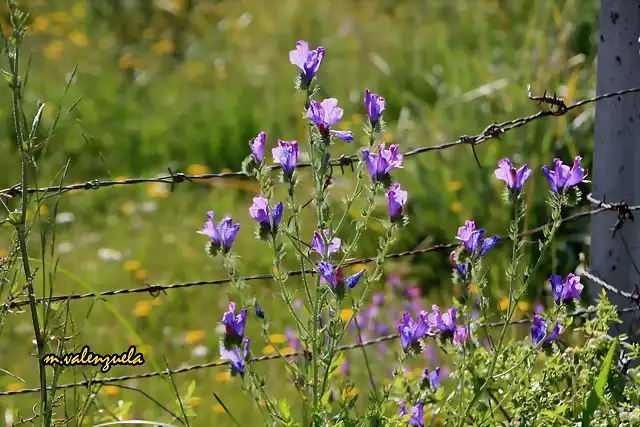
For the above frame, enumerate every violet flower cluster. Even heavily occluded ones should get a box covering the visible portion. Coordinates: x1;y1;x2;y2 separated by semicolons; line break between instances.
219;302;250;376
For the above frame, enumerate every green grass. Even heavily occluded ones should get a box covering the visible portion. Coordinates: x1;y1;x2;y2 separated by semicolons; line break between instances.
0;0;603;424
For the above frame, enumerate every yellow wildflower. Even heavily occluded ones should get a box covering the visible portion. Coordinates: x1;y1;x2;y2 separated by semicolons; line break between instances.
262;345;276;355
134;269;148;281
448;180;463;192
213;403;225;413
258;400;266;408
269;334;286;344
69;31;88;47
351;114;362;124
215;371;231;383
346;387;359;397
340;309;353;323
147;182;169;198
338;120;352;131
517;301;530;312
119;54;143;70
32;16;49;33
5;383;22;392
72;4;86;19
187;163;210;175
281;346;295;355
499;297;510;311
352;263;372;273
185;330;206;345
451;202;462;213
44;41;64;60
124;260;140;271
382;132;393;143
133;301;152;317
189;397;201;408
37;205;49;215
469;283;479;294
103;386;119;396
152;39;174;55
52;11;69;24
0;247;8;257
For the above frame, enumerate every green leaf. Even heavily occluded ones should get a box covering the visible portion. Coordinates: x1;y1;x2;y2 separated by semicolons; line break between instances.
187;380;196;397
278;398;291;420
582;339;617;427
435;387;445;401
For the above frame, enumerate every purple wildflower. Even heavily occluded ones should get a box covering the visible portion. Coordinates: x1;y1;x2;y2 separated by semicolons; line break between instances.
541;156;587;193
398;399;424;427
372;292;385;305
362;143;404;182
364;88;386;125
531;314;562;346
219;344;245;377
198;211;240;253
423;367;440;391
453;326;469;345
285;327;302;351
455;220;499;257
428;305;456;334
249;195;283;234
494;158;531;191
220;302;247;340
289;40;325;83
272;140;299;177
550;273;583;304
307;98;354;143
318;262;365;291
339;359;350;376
387;182;408;223
249;132;266;165
311;229;341;259
398;311;430;352
254;300;265;320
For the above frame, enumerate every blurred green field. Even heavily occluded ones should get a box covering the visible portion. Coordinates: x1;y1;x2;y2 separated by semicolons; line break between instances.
0;0;603;425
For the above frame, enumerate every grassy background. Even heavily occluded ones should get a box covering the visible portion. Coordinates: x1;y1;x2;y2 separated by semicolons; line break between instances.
0;0;602;424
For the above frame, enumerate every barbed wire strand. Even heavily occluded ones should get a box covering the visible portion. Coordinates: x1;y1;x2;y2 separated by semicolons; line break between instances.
5;196;637;310
1;86;639;199
1;305;637;397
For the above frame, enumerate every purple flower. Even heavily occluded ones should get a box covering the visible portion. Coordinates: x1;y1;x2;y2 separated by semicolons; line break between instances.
311;229;342;259
249;195;283;233
550;273;583;304
220;344;245;377
339;359;350;376
423;367;440;391
318;262;364;290
254;300;265;320
198;211;240;253
272;140;299;177
455;220;499;257
372;293;385;305
249;132;266;165
362;143;404;182
398;311;430;352
307;98;354;143
428;305;456;334
364;88;386;125
398;399;424;427
220;302;247;340
387;182;408;223
453;326;469;345
531;314;562;346
494;158;531;191
541;156;587;193
285;327;302;351
289;40;325;83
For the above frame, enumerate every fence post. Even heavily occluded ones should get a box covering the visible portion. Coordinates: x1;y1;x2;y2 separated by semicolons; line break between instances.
591;0;640;344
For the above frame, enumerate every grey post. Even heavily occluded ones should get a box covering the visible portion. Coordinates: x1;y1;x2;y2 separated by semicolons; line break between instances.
591;0;640;344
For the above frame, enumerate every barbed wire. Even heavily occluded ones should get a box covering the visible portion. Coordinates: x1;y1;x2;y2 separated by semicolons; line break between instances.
4;195;637;310
0;305;637;398
1;85;639;200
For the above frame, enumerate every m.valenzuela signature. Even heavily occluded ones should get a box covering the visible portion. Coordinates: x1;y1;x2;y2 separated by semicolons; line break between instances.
42;345;145;373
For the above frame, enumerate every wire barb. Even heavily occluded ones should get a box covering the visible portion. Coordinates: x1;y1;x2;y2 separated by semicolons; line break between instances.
587;193;635;238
